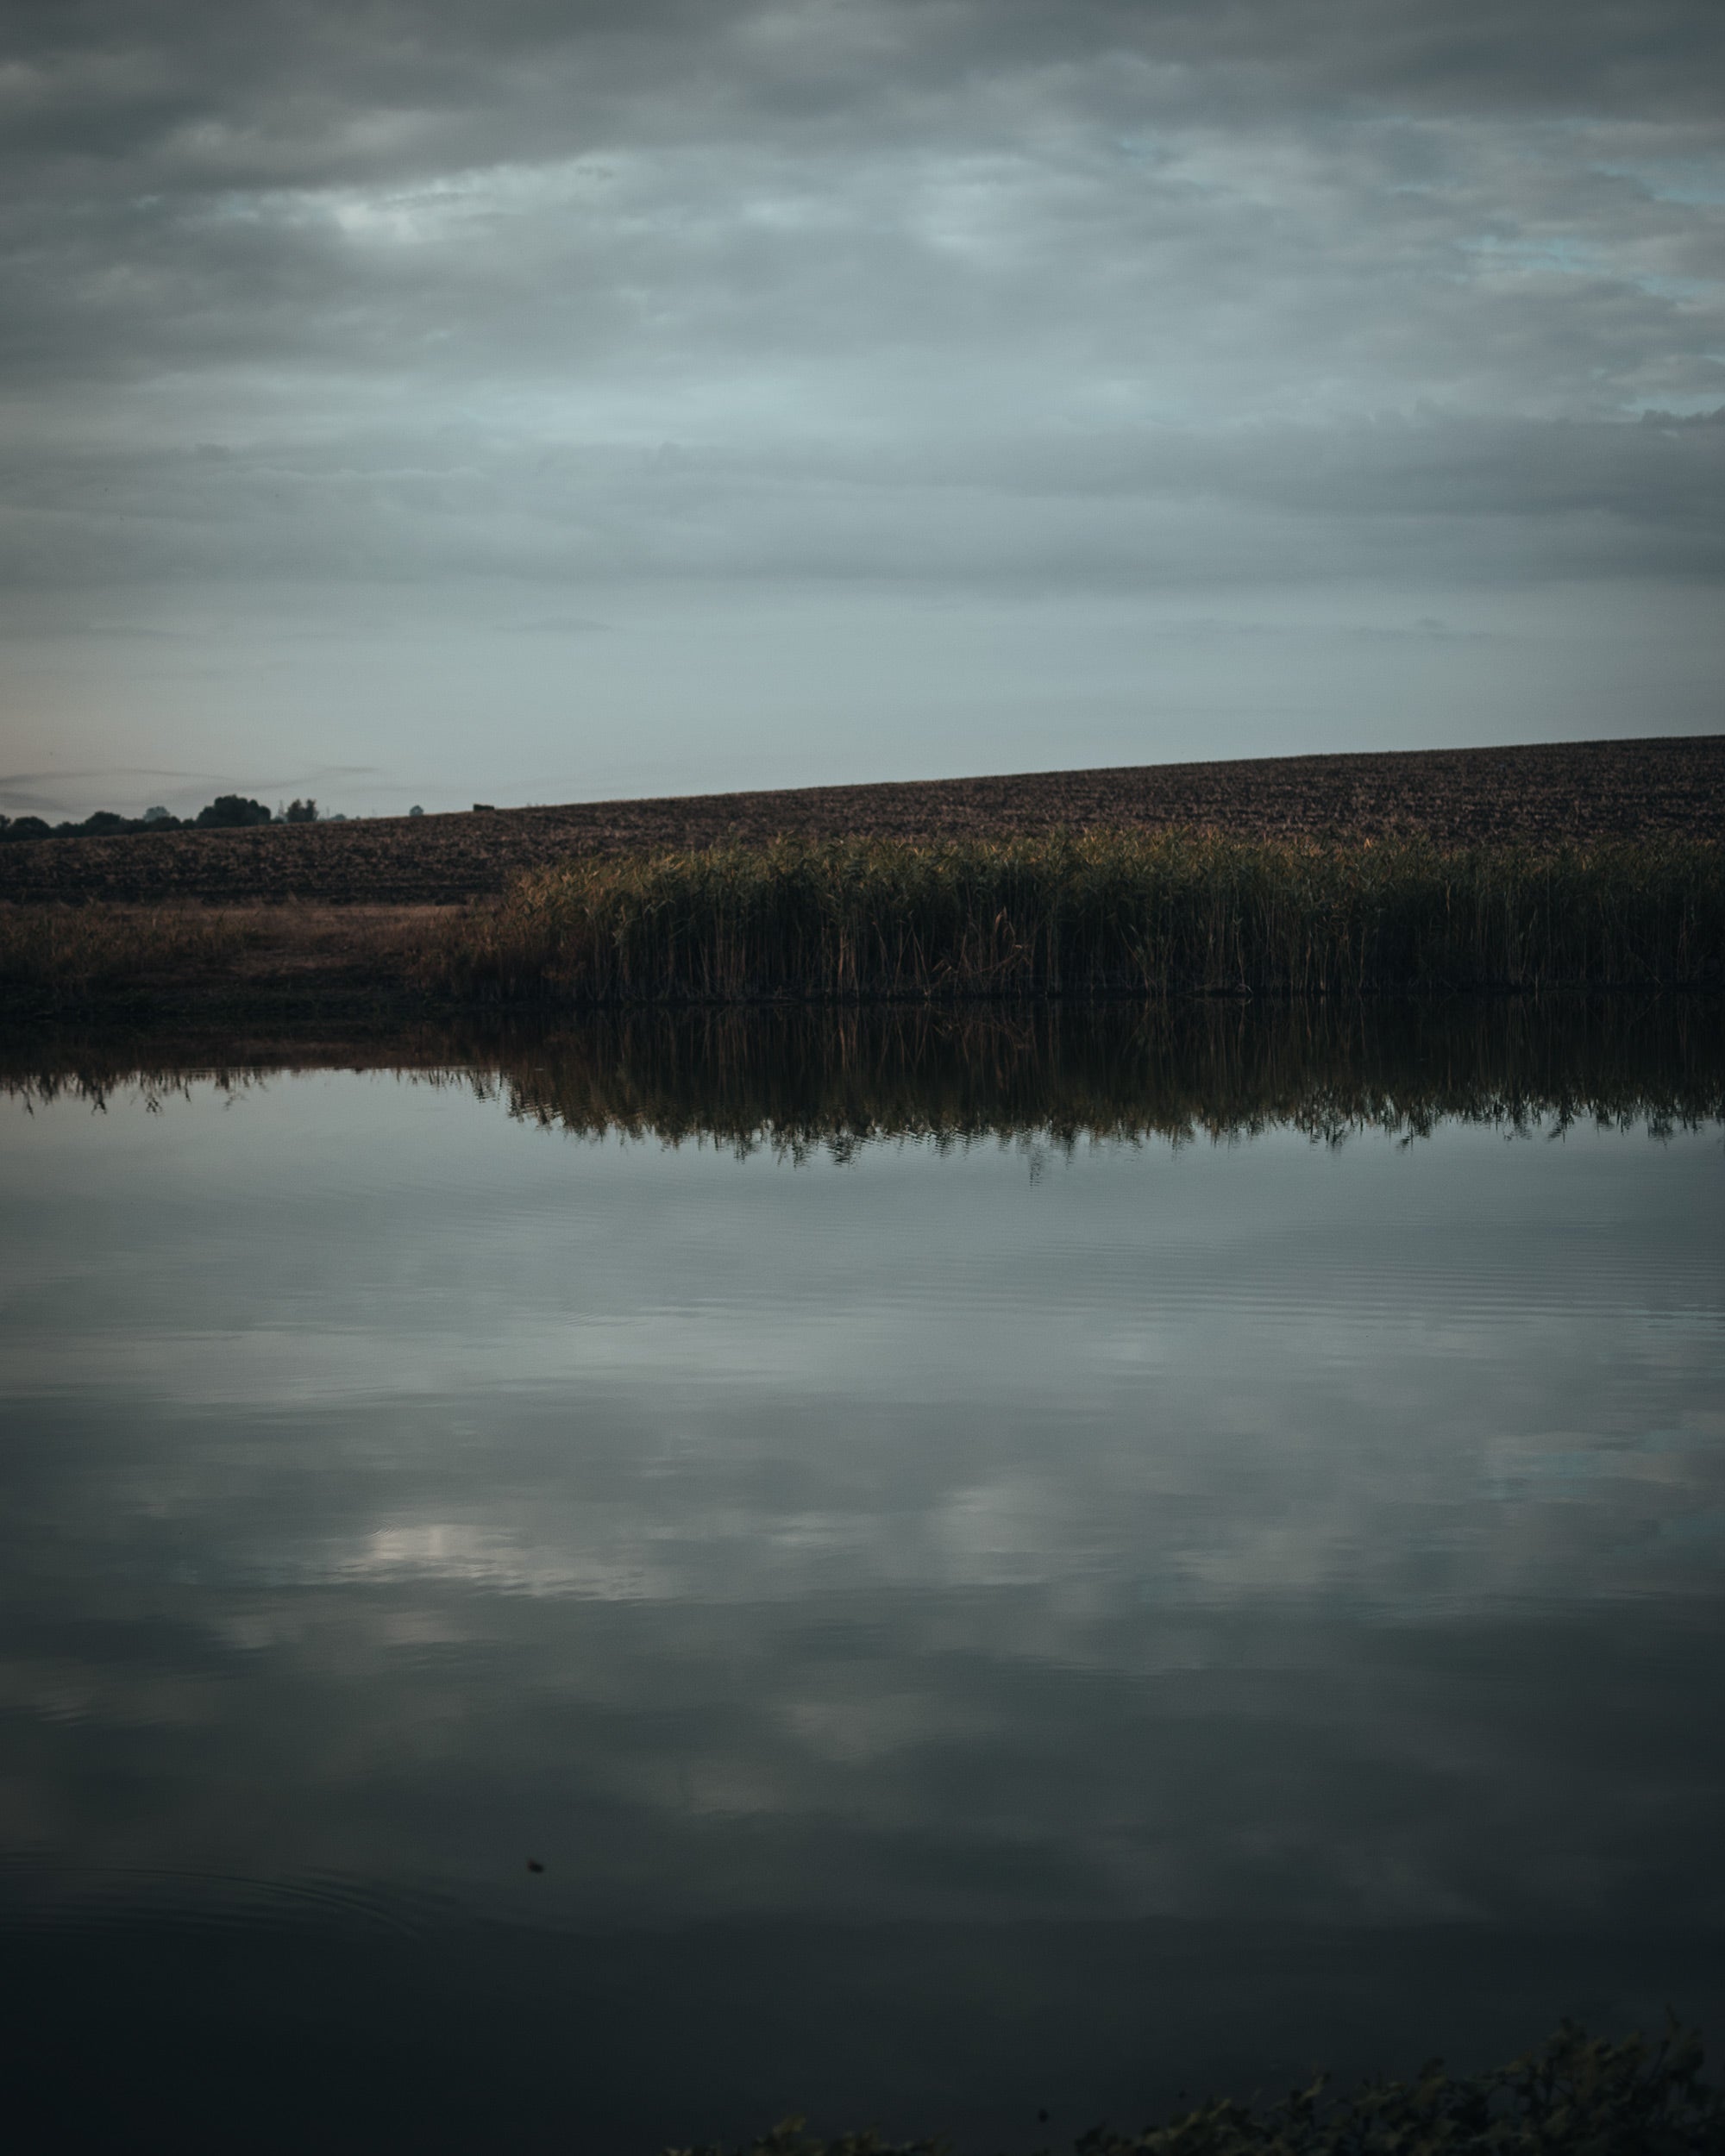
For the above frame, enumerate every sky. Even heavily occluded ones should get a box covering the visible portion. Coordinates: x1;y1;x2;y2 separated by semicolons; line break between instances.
1;0;1722;821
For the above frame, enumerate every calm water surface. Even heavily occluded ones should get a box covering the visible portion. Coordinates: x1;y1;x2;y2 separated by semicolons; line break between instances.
1;1033;1722;2150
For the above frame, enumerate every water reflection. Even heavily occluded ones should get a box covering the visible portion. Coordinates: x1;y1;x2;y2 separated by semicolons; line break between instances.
0;1003;1722;2152
7;996;1725;1146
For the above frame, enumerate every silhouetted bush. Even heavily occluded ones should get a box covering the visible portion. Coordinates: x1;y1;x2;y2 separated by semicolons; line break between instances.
0;811;178;842
195;795;274;829
0;796;313;843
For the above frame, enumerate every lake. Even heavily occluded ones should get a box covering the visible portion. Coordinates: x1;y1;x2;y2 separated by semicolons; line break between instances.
1;1006;1722;2152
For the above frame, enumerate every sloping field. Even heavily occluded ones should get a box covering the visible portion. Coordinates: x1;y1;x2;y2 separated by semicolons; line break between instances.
3;734;1721;906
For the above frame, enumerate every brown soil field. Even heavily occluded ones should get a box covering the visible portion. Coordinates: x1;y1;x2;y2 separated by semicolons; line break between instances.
3;734;1722;906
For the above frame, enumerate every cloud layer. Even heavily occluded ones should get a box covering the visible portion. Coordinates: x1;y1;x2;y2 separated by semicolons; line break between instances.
2;0;1721;811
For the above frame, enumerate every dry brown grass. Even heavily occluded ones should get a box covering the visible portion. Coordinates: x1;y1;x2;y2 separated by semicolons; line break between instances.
0;901;454;1010
0;903;257;989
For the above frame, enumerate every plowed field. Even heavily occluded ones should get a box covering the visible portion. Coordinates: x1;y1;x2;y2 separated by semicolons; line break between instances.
3;735;1721;906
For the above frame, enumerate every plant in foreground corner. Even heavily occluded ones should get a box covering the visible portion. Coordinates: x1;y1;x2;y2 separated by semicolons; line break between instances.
665;2024;1725;2156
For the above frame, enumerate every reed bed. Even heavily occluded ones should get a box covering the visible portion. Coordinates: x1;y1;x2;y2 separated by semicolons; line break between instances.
436;832;1725;1004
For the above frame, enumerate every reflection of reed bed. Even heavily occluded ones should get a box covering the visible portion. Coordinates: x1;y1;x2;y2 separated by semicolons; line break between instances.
437;834;1725;1004
476;999;1725;1150
5;999;1722;1149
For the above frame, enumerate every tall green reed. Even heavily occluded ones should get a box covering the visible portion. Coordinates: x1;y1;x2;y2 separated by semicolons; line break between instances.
436;831;1725;1003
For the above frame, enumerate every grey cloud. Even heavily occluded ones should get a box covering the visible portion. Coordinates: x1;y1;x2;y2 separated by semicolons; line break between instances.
3;410;1719;593
6;3;1724;196
0;0;1719;793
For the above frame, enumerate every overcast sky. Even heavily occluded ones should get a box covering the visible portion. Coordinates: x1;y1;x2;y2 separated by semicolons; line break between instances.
2;0;1722;819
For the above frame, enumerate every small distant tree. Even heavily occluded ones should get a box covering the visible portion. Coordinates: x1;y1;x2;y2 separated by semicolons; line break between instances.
408;804;423;817
141;806;172;824
195;794;274;828
284;798;319;823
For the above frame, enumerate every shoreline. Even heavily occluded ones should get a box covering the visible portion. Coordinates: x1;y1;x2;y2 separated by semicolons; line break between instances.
0;901;458;1025
5;828;1719;1020
4;732;1722;1023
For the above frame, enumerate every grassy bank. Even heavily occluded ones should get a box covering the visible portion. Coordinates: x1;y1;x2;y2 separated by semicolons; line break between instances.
438;833;1725;1004
0;900;448;1018
0;903;258;989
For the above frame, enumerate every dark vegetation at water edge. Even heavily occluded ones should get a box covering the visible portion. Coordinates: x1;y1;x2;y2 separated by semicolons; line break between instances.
438;834;1725;1003
0;900;447;1017
6;998;1722;1152
670;2024;1725;2154
0;902;255;988
6;834;1720;1019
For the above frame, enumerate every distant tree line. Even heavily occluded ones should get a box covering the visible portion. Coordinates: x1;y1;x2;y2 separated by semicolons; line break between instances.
0;795;329;843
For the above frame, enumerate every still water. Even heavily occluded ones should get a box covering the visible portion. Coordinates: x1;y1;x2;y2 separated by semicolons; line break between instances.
1;1014;1722;2151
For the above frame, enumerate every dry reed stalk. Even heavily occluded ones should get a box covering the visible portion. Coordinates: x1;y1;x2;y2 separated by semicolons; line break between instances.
0;903;258;989
431;831;1725;1004
0;900;456;1011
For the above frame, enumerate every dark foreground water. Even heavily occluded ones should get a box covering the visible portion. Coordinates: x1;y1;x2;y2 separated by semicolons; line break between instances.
1;1008;1722;2152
